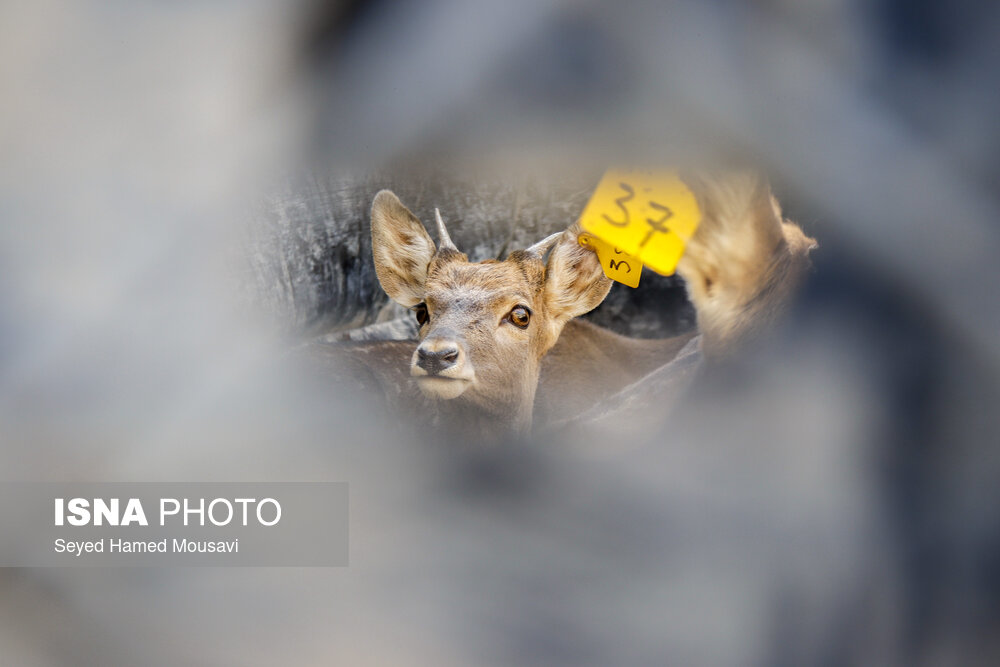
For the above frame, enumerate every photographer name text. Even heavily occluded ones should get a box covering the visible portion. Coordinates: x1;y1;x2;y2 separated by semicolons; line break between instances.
55;537;238;555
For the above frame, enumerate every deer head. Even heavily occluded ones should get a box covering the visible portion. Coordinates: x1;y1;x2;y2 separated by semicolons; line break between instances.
370;190;611;434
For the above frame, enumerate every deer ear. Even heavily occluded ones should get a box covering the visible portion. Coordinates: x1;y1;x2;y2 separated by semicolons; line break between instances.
543;225;612;324
371;190;436;307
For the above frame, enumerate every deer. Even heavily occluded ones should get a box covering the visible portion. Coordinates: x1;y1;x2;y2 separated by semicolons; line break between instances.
310;173;817;441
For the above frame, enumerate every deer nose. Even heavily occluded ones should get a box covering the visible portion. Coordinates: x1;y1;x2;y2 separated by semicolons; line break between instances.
416;344;460;375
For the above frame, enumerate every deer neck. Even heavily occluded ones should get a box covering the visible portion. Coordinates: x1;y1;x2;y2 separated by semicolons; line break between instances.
429;382;537;442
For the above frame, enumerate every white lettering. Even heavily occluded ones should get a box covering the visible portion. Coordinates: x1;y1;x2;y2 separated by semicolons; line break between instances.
208;498;233;526
121;499;147;526
183;498;205;526
160;498;180;524
257;498;281;526
67;498;90;526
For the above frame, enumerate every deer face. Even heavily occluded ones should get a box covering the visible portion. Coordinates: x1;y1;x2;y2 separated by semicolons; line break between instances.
370;190;610;431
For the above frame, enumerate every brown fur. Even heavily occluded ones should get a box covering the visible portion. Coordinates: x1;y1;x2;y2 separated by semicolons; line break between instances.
365;191;611;437
317;179;816;440
677;172;817;359
535;320;696;424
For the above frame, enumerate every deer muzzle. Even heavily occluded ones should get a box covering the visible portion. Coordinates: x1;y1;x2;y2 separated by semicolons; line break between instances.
411;336;475;399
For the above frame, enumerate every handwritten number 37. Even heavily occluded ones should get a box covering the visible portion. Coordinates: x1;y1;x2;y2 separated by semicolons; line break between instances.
600;181;676;250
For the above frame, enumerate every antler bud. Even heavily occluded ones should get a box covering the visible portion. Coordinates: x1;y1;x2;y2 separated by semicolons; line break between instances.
434;208;457;251
525;231;564;258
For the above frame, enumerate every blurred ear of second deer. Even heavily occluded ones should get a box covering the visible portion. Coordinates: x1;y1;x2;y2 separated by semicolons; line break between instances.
314;176;815;442
676;171;818;360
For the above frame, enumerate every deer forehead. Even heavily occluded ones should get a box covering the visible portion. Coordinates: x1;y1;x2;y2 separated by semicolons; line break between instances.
424;257;545;309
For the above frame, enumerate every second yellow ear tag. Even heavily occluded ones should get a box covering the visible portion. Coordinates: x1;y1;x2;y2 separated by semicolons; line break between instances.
579;169;701;276
578;233;642;288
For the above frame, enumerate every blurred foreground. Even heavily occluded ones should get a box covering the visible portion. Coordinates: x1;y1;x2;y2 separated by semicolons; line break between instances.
1;1;998;665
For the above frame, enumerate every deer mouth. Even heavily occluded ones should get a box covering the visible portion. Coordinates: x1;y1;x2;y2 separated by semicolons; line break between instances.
411;372;474;400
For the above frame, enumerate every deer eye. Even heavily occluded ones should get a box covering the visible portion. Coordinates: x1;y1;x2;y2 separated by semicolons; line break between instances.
506;305;531;329
413;303;429;326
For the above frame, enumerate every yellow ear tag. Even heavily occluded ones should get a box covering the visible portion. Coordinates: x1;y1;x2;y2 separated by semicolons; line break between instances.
579;169;701;276
578;233;642;288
